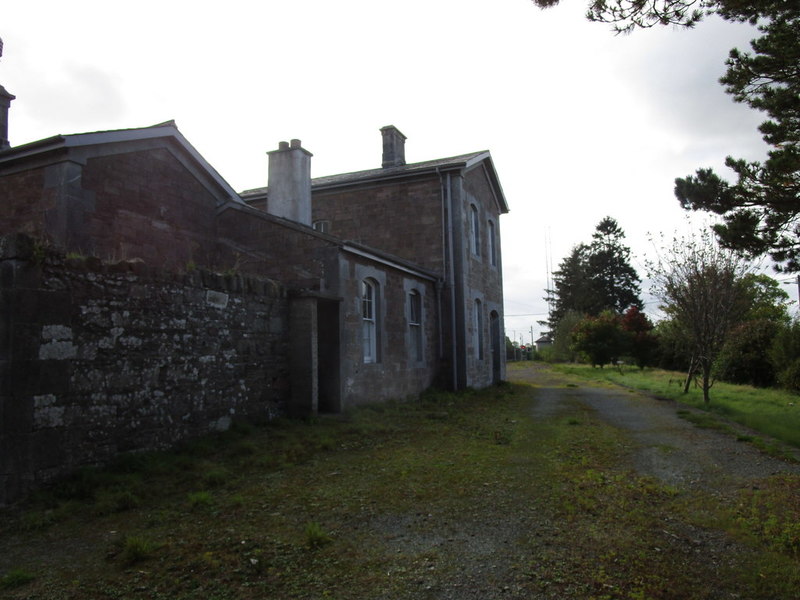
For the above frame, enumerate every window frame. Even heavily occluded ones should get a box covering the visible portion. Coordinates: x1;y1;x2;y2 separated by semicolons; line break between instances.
362;279;378;363
474;298;484;360
408;289;423;362
488;219;497;267
470;204;480;257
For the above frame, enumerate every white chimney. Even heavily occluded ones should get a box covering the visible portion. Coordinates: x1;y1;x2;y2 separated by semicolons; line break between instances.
267;139;313;226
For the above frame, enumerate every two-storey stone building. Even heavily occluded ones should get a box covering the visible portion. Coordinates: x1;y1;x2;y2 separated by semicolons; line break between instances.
0;94;508;502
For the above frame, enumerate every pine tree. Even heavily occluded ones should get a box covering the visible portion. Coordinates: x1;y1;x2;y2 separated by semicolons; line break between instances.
531;0;800;272
675;5;800;271
548;217;642;328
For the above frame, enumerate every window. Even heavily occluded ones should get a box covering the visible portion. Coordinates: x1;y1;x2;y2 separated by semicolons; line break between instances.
474;299;484;360
313;220;330;234
362;279;378;363
470;204;480;256
488;220;497;267
408;290;423;362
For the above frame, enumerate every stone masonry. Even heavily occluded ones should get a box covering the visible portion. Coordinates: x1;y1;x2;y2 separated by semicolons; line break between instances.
0;233;289;505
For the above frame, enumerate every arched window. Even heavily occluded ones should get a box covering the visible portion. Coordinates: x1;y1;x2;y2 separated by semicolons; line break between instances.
362;279;378;363
474;299;484;360
488;220;497;267
408;290;423;362
470;204;480;256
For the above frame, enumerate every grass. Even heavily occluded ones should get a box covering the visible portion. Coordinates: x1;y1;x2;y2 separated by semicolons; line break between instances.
550;362;800;451
0;375;798;599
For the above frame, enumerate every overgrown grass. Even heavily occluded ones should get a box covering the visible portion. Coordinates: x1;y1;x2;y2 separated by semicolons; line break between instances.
551;363;800;450
0;379;798;599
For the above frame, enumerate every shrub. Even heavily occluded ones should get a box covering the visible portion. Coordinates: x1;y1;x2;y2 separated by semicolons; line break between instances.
715;319;779;387
777;358;800;392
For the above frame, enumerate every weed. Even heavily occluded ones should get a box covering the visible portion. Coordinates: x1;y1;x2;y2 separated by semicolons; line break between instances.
493;430;512;445
202;468;230;488
93;489;141;515
304;521;333;549
0;568;35;590
120;535;159;565
187;491;214;509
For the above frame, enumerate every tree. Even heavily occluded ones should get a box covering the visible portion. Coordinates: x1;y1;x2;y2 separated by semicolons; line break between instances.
532;0;800;272
588;217;643;315
649;230;752;404
551;309;584;362
549;244;593;326
572;310;629;368
712;273;790;386
621;305;659;369
675;6;800;272
738;272;791;322
548;217;642;327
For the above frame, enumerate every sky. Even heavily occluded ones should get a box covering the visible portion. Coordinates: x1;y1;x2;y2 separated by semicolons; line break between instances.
2;0;778;344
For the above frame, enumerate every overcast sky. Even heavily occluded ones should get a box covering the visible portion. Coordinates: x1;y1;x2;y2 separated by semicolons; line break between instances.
2;0;775;343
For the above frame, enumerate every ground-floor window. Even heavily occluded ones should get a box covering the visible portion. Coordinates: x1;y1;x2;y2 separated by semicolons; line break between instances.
474;299;484;360
362;279;378;363
408;289;423;362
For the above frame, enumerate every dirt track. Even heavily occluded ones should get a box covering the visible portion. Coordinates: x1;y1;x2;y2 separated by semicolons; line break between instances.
511;363;800;492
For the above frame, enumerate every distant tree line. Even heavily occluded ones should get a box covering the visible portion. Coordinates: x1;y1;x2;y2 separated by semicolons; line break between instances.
543;218;800;405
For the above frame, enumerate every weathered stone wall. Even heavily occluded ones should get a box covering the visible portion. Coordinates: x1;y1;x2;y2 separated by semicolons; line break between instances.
338;254;440;407
216;203;340;291
0;146;221;271
311;177;445;274
0;234;288;505
462;168;506;388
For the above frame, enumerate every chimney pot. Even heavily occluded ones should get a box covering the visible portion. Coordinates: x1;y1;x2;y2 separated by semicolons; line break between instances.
278;141;290;150
290;139;302;149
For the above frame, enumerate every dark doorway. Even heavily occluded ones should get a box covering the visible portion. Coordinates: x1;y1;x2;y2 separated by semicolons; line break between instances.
317;300;341;412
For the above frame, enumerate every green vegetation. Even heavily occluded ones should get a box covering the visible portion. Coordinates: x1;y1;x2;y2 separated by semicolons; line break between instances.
0;375;798;599
551;362;800;451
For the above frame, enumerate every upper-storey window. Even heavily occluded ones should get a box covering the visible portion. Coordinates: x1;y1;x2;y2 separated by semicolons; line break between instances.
313;220;330;234
408;290;423;362
470;204;480;257
488;220;497;267
362;279;378;363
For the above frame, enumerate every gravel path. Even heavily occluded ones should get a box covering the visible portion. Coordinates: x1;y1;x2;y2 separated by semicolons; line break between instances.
514;364;800;492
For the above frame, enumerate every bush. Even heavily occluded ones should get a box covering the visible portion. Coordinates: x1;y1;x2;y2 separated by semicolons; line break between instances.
715;319;779;387
777;358;800;392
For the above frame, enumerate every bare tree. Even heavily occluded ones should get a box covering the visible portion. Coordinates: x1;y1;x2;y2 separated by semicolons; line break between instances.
648;230;752;405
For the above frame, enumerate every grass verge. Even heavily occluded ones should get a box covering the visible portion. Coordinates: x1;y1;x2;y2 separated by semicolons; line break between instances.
0;377;798;599
548;362;800;452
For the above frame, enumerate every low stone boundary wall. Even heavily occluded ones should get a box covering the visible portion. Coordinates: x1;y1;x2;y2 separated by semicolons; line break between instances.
0;234;289;505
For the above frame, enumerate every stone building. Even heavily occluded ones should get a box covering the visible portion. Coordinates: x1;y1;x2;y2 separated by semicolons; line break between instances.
0;92;508;502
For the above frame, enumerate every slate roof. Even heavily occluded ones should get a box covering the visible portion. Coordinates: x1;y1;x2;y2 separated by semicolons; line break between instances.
0;121;242;204
240;149;509;213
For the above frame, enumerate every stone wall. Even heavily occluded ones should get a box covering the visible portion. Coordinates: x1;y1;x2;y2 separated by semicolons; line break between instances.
311;177;445;274
0;234;289;505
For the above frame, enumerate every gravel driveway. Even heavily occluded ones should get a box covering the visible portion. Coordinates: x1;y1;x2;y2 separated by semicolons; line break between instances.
513;364;800;491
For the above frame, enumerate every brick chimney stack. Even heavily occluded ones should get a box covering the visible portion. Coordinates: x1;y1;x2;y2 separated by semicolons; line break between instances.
267;139;313;226
381;125;406;168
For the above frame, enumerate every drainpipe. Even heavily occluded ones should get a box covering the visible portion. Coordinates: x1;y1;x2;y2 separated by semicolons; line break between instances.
438;169;459;391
